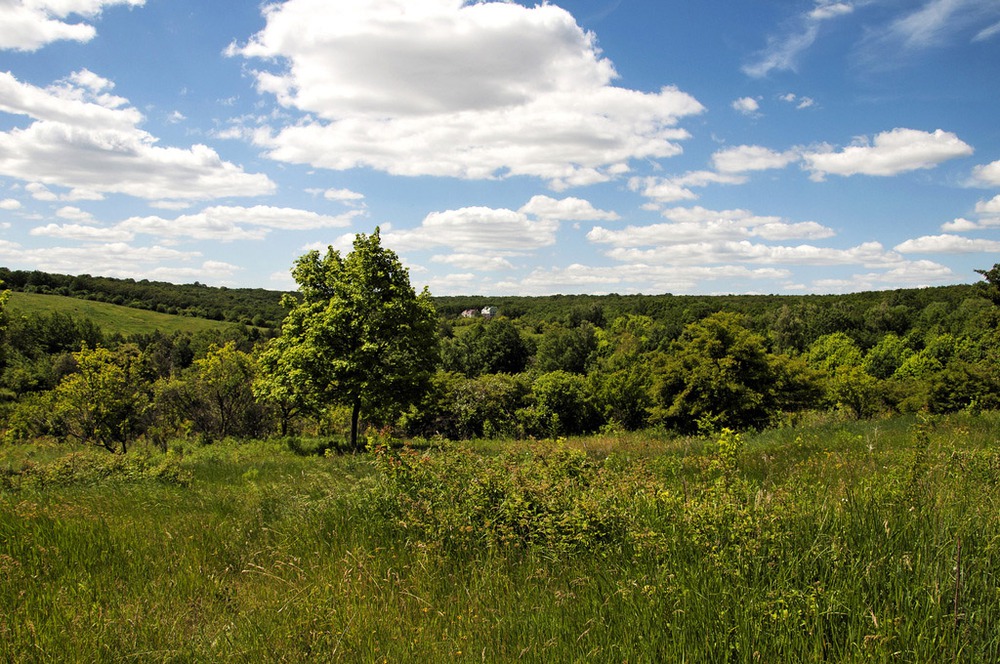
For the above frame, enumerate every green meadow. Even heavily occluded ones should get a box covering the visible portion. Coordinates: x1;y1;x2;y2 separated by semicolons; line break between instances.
6;292;236;337
2;412;999;662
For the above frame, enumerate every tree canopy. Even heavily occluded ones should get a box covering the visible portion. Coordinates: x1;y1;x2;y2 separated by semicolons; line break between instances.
257;229;439;448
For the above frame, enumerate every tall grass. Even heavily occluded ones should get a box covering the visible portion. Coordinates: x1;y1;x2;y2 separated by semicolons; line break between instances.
2;413;999;661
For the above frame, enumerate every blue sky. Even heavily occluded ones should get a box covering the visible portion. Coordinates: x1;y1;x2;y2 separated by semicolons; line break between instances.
1;0;999;296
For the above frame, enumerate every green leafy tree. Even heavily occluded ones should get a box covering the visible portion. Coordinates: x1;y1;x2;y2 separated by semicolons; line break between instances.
157;342;269;440
535;322;597;374
51;344;152;453
975;263;1000;306
455;318;531;376
649;312;786;433
259;229;439;448
522;370;601;437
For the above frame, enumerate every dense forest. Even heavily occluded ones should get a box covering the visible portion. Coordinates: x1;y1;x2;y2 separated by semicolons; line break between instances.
1;260;999;451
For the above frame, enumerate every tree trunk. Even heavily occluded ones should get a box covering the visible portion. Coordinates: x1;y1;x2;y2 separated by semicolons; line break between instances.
350;398;361;450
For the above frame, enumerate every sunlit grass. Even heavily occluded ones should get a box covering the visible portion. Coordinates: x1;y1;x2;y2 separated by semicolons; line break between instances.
2;412;999;661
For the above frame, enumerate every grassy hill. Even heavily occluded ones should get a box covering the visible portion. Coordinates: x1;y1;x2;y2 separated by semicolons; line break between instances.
6;291;239;337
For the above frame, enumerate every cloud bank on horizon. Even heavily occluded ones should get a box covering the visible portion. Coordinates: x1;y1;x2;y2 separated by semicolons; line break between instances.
1;0;998;295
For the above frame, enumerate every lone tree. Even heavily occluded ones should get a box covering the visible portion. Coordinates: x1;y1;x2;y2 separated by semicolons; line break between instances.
258;229;438;448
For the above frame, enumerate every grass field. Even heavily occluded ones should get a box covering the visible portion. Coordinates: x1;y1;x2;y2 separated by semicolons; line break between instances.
2;412;999;662
6;292;237;337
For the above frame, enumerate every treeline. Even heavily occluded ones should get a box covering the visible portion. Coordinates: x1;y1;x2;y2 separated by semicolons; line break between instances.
1;265;998;452
0;267;289;327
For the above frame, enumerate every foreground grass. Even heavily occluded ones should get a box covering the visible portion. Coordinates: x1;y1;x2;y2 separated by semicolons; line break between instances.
2;413;999;662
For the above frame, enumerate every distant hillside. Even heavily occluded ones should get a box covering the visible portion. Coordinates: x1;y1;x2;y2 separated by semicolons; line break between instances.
0;268;290;328
6;292;239;337
1;266;987;342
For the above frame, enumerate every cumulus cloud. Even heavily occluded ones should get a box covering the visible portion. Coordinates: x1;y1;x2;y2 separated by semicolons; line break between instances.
589;206;835;249
323;188;366;204
975;195;1000;215
387;206;559;253
0;239;201;277
0;70;276;201
55;206;94;222
712;145;800;173
970;159;1000;186
232;0;704;188
732;97;760;116
30;223;133;242
118;205;361;242
628;171;748;204
941;217;980;232
519;195;619;222
895;234;1000;253
780;93;816;109
0;198;21;210
0;0;145;51
431;253;515;271
801;128;973;180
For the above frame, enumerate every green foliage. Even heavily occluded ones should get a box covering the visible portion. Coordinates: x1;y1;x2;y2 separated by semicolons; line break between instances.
862;332;912;379
0;449;190;490
447;317;531;376
974;262;1000;306
367;441;628;555
258;229;439;448
50;345;153;453
448;372;529;439
520;370;601;437
649;312;791;433
534;321;597;374
155;342;271;441
805;331;863;372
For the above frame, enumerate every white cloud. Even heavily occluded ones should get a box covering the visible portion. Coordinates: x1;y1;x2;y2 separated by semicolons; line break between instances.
25;183;59;201
55;206;94;222
941;217;980;232
975;19;1000;41
590;211;834;248
970;159;1000;186
603;240;901;268
857;0;1000;66
233;0;703;188
895;234;1000;253
628;170;748;203
0;240;200;276
499;263;791;296
0;0;145;51
743;1;855;77
30;223;133;242
628;176;698;204
118;205;360;242
387;206;559;253
802;128;973;180
712;145;800;173
431;253;515;271
0;71;276;201
323;188;366;204
732;97;760;116
518;195;619;222
974;195;1000;215
779;92;816;109
881;0;1000;50
0;198;21;210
